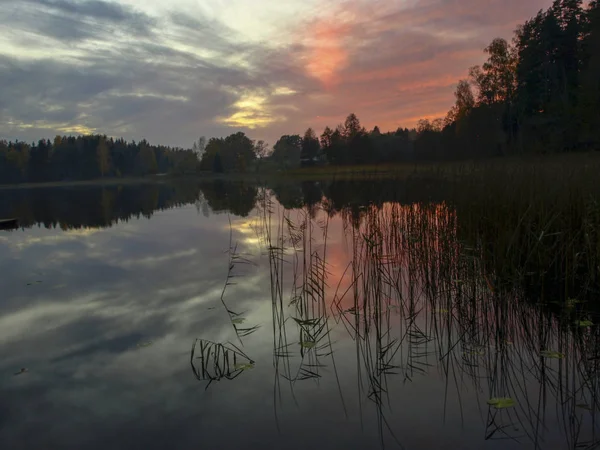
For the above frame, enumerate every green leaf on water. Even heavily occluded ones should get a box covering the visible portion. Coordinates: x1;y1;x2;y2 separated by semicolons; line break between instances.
576;403;593;411
137;341;153;348
231;318;245;325
540;350;564;359
487;397;516;409
576;320;594;327
292;317;320;326
301;341;316;349
435;308;449;314
565;298;583;308
467;349;485;356
234;363;254;371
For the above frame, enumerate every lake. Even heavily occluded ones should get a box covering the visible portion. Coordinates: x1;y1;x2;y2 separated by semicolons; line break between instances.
1;177;599;450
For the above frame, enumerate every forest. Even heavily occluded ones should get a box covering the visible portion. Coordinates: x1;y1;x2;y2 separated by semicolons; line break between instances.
0;0;598;183
0;135;198;184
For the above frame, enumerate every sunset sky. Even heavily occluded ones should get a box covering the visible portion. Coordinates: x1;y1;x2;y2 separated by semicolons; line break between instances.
0;0;553;148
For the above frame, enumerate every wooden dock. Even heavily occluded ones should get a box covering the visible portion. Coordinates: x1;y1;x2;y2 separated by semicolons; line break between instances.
0;218;19;230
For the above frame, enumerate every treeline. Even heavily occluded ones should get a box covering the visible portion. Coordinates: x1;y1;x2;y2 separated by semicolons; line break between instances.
192;119;415;173
0;135;198;184
415;0;600;159
265;121;415;168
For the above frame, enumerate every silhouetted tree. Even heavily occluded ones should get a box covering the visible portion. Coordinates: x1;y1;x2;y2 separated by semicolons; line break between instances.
271;135;302;168
97;136;110;177
199;132;255;173
212;152;224;173
301;128;321;164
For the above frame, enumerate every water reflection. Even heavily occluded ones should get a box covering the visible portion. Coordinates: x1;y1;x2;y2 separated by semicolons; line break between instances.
0;178;449;231
1;180;599;449
0;180;259;231
253;194;600;449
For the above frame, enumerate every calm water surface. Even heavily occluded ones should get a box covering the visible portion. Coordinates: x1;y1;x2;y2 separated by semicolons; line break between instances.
1;182;598;449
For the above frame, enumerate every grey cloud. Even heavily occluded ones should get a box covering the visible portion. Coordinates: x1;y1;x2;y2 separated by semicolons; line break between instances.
167;11;251;54
9;0;156;41
0;51;243;144
0;14;312;146
0;55;128;125
0;0;320;146
35;0;140;22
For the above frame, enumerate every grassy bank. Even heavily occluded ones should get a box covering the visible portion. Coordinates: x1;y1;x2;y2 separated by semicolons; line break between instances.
2;151;600;189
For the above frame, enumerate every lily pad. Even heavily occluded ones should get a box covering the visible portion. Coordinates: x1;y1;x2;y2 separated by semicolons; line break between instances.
234;363;254;371
540;350;565;359
300;341;316;349
576;320;594;327
487;397;516;409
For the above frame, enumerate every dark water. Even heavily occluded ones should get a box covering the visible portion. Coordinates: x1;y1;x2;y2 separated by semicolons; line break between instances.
1;181;599;450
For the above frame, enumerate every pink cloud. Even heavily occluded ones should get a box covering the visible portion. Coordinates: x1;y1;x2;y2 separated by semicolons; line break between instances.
256;0;553;142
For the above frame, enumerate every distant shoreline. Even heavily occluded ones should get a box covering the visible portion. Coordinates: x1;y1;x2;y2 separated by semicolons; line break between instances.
0;176;168;190
1;152;599;190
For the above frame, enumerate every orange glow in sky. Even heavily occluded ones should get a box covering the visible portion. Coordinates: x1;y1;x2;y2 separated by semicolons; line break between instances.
305;21;351;89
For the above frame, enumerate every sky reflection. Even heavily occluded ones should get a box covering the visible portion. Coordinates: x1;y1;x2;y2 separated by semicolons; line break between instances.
1;192;598;450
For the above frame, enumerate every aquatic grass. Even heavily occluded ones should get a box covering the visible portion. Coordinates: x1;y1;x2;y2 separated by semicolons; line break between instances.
327;195;600;448
195;157;600;447
256;193;348;424
445;156;600;302
216;216;261;345
190;339;255;389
